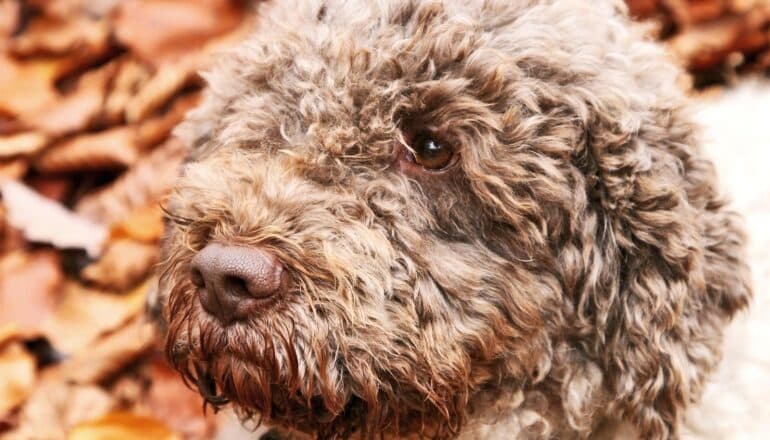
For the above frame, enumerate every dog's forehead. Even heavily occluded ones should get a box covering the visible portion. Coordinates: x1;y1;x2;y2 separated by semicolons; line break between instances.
184;0;632;160
200;1;512;148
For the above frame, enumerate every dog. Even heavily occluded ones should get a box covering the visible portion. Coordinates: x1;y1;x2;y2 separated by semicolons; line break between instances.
155;0;753;438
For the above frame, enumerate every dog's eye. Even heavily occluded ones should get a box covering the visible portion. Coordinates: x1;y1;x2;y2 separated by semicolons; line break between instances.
406;132;455;170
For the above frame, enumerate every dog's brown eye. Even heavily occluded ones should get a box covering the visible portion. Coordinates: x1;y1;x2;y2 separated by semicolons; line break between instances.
407;132;455;170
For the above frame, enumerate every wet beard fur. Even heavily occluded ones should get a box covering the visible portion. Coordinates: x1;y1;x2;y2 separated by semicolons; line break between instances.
163;283;474;439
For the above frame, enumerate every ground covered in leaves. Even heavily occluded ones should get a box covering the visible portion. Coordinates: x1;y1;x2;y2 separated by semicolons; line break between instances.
0;1;254;438
0;1;768;439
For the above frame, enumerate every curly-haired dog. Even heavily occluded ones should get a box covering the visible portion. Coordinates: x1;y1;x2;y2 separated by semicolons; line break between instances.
156;0;752;438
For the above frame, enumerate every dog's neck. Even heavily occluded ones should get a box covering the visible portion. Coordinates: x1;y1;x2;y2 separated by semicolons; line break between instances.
252;384;639;439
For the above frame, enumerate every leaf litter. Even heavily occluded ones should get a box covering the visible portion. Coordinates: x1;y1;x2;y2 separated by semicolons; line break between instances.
0;0;254;437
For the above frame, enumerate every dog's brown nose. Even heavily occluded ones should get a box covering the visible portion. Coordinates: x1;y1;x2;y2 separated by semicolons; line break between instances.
191;243;287;324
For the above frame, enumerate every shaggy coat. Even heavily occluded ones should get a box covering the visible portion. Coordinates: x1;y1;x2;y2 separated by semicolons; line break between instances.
157;0;752;438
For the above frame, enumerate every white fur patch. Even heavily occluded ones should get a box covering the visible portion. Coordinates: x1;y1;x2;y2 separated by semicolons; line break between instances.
683;80;770;439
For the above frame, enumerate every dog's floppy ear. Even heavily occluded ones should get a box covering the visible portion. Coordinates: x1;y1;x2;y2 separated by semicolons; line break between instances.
576;82;752;437
479;1;758;436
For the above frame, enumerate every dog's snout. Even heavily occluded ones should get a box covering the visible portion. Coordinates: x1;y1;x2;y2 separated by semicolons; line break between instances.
191;243;287;324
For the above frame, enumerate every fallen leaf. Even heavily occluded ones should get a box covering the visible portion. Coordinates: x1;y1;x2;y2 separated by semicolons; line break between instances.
136;92;201;150
25;0;125;19
626;0;658;18
0;53;111;123
110;204;165;243
75;138;186;224
81;240;158;291
7;17;109;58
0;56;61;119
0;323;20;347
103;58;152;125
27;62;118;137
0;343;36;417
3;380;114;440
106;374;145;414
124;59;200;123
40;279;148;354
113;0;244;67
35;126;138;173
0;204;25;254
145;356;217;439
0;180;107;257
25;0;83;18
0;251;63;337
0;132;50;159
68;411;180;440
0;111;24;136
28;175;72;202
0;0;21;39
62;316;154;385
123;17;253;123
0;159;28;180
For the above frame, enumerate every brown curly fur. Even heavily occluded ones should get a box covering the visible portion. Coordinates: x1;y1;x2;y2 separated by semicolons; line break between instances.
156;0;752;438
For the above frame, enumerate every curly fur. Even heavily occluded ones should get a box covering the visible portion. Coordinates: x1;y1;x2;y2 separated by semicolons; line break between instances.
156;0;752;438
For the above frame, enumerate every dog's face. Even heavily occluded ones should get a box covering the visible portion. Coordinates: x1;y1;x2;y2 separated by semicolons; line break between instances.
159;0;750;438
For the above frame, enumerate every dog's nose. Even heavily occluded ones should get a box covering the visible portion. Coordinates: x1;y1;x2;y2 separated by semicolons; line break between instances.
191;243;287;324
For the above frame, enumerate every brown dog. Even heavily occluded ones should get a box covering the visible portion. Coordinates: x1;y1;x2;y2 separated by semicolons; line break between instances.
156;0;752;438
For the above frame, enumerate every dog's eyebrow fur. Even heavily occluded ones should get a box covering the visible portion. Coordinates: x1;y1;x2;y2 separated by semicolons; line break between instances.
158;0;751;438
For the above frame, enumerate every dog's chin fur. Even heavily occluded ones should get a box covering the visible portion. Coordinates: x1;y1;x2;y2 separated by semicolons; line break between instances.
157;0;753;438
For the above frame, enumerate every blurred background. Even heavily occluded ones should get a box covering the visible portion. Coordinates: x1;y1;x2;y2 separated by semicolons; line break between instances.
0;1;768;439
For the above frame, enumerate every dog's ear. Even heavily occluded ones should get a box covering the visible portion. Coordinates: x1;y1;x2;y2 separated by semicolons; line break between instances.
576;84;752;437
476;1;755;435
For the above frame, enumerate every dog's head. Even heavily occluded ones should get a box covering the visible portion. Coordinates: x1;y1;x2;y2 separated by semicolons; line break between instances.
158;0;751;438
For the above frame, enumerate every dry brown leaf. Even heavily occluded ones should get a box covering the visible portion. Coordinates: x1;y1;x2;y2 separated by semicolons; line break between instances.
0;56;61;119
0;47;111;121
113;0;245;67
0;323;21;347
0;251;63;338
731;0;770;13
0;133;49;159
40;279;148;354
627;0;659;18
25;0;83;18
668;9;770;70
3;381;114;440
103;59;152;125
110;204;165;243
0;180;107;257
62;317;154;385
136;92;201;150
75;138;186;224
656;0;728;27
25;0;120;19
0;111;24;137
0;203;25;254
669;14;741;68
146;356;217;439
68;411;181;440
124;17;253;123
124;59;200;123
36;126;138;173
81;239;158;291
7;17;109;58
27;62;118;137
28;175;72;202
0;159;27;180
0;0;21;39
0;343;36;417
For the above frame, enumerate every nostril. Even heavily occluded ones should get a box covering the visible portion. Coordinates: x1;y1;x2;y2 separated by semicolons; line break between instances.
191;267;205;288
223;275;249;297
